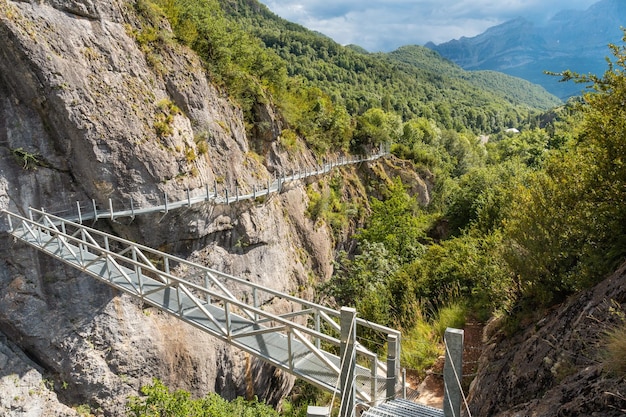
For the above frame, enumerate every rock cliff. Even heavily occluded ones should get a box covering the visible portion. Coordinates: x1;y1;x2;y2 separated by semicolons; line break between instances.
0;1;420;415
467;261;626;416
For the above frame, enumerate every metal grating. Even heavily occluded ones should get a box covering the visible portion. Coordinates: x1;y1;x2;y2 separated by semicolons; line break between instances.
362;399;444;417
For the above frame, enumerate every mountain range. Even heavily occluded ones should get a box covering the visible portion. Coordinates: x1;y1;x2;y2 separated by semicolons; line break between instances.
426;0;626;99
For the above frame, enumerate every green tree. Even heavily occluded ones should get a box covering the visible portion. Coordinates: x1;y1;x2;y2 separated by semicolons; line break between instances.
353;108;402;150
504;33;626;305
445;159;531;235
400;117;441;147
357;177;429;263
398;231;513;317
487;128;550;167
321;241;399;327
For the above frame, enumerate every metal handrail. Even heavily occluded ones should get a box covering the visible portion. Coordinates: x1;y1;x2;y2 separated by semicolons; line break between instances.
39;149;390;224
3;207;397;403
25;207;399;338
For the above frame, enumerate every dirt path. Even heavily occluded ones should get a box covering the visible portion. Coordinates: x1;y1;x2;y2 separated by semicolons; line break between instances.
410;320;484;408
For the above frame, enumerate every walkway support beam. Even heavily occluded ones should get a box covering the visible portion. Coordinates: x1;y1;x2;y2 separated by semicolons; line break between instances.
339;307;356;417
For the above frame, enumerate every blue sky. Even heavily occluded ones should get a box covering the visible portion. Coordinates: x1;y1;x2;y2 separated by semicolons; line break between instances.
259;0;600;51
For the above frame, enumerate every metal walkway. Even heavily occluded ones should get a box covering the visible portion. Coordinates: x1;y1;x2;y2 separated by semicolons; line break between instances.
2;208;400;407
362;399;444;417
52;150;389;224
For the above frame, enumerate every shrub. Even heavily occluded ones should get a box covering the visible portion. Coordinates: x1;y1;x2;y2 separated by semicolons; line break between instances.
127;378;280;416
279;129;299;152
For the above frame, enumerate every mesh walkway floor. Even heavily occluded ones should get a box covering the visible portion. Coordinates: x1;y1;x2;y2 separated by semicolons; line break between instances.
362;399;444;417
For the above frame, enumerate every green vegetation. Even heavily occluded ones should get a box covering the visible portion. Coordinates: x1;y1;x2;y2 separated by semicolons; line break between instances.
388;46;561;110
127;379;297;417
602;322;626;377
130;0;559;156
11;147;42;170
225;1;558;133
154;98;181;138
318;33;626;375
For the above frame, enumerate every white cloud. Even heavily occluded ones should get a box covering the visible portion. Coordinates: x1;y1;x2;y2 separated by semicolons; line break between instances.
260;0;599;51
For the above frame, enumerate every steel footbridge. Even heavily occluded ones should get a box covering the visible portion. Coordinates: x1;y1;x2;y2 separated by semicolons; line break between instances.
2;207;400;408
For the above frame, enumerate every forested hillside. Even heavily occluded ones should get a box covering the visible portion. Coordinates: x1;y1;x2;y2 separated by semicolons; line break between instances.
220;0;560;132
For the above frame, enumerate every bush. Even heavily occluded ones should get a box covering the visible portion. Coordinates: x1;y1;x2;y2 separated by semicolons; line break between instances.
127;378;280;417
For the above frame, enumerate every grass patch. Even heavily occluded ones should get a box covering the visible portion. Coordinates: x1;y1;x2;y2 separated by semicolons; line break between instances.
602;322;626;377
433;303;466;339
400;313;442;375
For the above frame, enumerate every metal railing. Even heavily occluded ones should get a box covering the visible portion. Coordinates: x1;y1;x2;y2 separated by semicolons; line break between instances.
2;207;400;406
41;149;389;224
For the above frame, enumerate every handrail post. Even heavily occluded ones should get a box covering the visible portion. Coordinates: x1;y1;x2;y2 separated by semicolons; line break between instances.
163;257;170;285
204;272;211;305
370;354;378;406
402;368;407;399
386;334;398;401
6;212;13;232
288;328;294;371
443;328;464;417
76;201;82;224
225;301;232;338
315;311;321;349
339;307;356;417
252;287;259;323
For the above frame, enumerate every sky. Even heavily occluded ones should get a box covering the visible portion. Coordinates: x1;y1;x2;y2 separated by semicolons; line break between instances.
259;0;600;52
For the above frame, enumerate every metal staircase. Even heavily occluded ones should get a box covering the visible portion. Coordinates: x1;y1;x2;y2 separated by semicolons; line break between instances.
2;207;400;408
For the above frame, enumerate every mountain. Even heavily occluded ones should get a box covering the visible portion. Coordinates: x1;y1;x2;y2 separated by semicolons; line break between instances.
221;0;561;134
387;45;560;111
426;0;626;99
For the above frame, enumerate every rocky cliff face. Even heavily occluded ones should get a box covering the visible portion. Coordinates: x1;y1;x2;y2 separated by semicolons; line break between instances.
467;262;626;416
0;1;416;415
